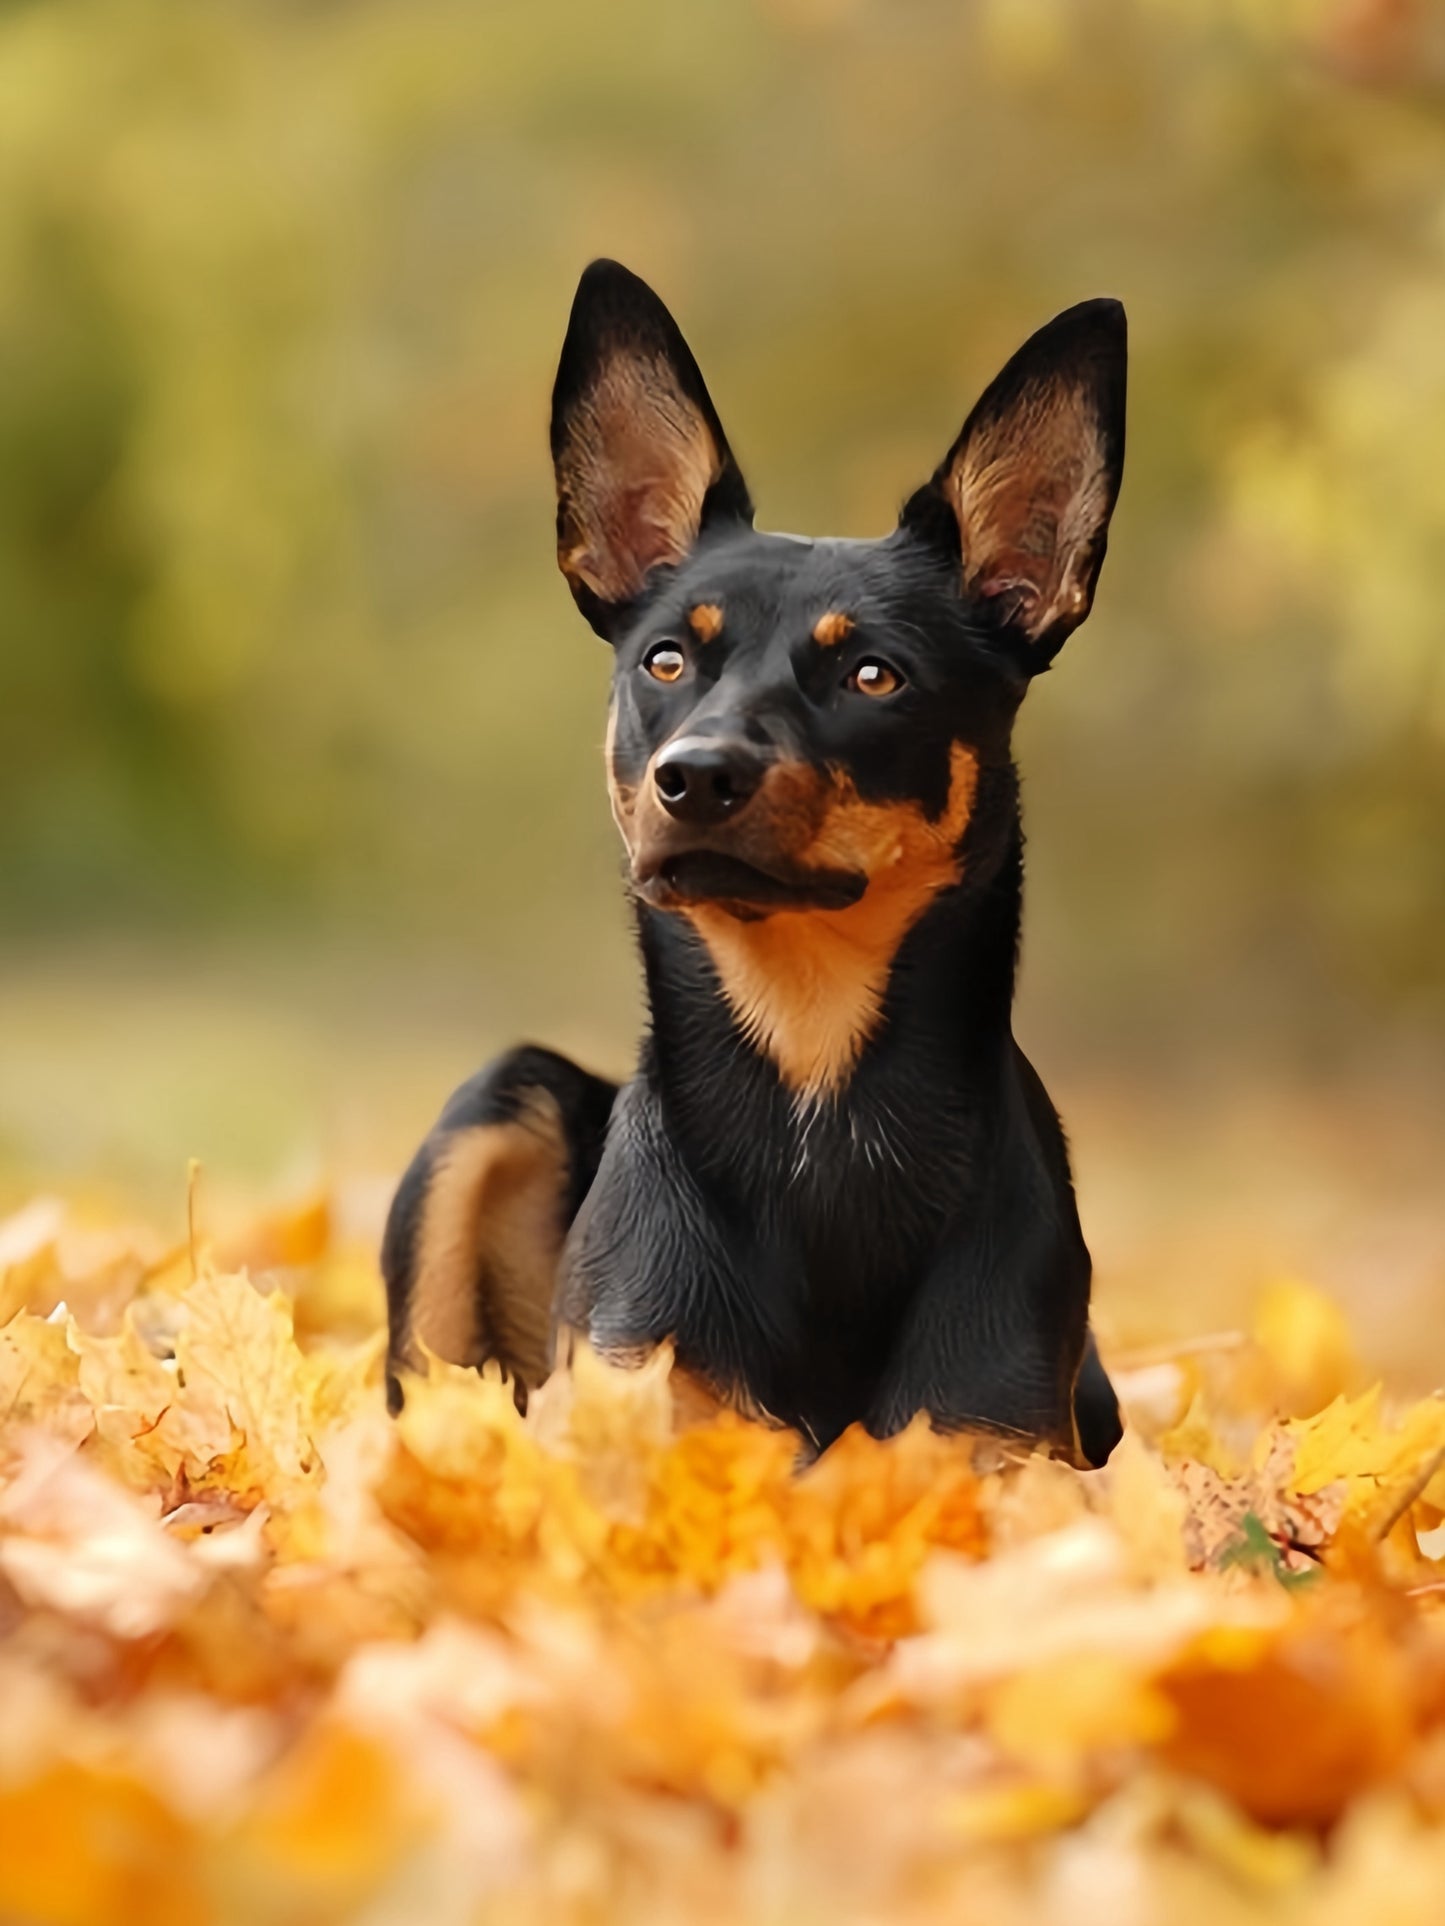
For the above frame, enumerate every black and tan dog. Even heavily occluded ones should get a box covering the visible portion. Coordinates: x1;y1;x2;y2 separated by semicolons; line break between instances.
383;260;1127;1466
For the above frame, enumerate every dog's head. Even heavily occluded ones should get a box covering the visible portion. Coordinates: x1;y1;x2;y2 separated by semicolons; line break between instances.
551;260;1126;934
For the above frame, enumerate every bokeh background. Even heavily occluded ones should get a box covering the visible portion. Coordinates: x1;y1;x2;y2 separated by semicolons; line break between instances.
3;0;1444;1375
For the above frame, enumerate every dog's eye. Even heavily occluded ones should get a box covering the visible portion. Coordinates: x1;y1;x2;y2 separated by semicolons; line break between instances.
643;643;687;684
848;658;905;699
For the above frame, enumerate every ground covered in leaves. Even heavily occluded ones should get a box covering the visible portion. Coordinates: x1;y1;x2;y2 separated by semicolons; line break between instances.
4;1195;1445;1924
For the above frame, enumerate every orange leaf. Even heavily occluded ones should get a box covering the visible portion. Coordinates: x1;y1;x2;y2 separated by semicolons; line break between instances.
1159;1604;1414;1826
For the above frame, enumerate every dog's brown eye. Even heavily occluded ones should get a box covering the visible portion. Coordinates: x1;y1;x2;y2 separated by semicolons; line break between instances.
849;659;904;698
643;643;687;684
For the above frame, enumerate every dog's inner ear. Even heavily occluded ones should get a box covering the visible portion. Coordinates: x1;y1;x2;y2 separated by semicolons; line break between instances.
909;301;1126;660
557;357;721;604
552;263;752;626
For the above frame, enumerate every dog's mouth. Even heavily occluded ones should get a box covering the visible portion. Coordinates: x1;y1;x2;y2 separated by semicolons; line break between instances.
636;850;867;918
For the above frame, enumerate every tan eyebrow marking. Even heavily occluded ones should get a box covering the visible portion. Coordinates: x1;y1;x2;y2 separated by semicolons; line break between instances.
812;611;854;647
687;603;724;643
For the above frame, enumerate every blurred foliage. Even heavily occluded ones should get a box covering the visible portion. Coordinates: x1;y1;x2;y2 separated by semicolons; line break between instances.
1;0;1444;1046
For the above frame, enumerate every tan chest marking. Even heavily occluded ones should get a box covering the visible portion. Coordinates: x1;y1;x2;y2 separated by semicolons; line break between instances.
684;743;979;1100
406;1090;569;1392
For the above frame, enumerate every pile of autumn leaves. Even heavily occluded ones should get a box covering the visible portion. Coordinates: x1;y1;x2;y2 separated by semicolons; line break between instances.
4;1196;1445;1925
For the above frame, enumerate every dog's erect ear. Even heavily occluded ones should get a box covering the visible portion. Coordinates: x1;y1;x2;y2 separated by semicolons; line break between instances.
550;260;754;637
901;299;1126;665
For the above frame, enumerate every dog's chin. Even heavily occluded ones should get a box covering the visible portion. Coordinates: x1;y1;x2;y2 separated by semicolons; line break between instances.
635;850;868;920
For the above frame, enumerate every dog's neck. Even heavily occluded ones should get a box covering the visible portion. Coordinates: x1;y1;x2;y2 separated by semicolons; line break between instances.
636;811;1024;1145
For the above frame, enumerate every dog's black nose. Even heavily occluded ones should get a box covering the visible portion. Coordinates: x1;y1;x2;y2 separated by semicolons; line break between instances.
653;737;767;824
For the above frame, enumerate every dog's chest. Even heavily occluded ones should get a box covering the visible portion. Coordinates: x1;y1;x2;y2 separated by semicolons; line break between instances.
756;1087;972;1295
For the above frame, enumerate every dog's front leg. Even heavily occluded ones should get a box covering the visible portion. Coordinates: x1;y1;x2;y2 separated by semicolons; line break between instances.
556;1080;801;1407
864;1209;1090;1459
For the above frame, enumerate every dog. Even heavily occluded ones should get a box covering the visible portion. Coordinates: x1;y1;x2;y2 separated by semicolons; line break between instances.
382;259;1126;1467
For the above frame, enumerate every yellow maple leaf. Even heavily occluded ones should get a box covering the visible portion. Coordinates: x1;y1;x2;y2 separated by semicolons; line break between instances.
165;1271;317;1495
0;1312;93;1454
1279;1386;1445;1534
70;1309;181;1487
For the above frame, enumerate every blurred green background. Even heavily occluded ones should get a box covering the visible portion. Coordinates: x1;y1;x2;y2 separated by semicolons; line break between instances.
2;0;1444;1368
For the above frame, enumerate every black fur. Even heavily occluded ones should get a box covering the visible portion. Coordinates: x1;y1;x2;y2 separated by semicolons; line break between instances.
383;260;1127;1465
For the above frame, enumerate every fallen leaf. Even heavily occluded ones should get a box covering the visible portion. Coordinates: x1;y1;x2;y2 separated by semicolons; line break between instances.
1159;1603;1415;1826
0;1313;93;1454
168;1271;318;1494
0;1436;205;1637
1251;1276;1358;1418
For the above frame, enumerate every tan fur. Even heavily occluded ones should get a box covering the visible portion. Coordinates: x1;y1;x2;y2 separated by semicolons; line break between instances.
556;354;722;605
683;745;979;1099
811;611;854;648
688;602;725;643
948;378;1108;641
406;1092;570;1390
